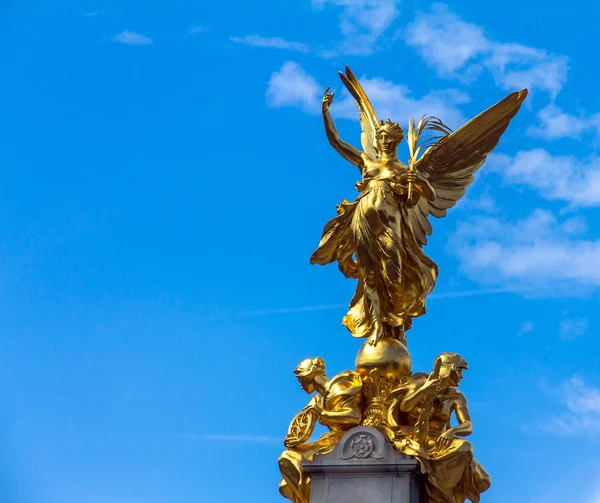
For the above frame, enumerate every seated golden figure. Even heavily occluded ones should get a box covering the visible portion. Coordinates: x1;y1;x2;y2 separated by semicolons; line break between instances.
278;357;363;503
389;353;490;503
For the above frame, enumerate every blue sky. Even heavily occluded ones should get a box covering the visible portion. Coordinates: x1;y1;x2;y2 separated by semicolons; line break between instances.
1;1;600;502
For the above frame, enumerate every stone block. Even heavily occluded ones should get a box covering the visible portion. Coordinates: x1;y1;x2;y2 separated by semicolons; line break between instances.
303;426;422;503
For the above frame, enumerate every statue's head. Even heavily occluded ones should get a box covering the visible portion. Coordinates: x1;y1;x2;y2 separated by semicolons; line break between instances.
376;119;404;155
435;352;468;388
294;357;326;393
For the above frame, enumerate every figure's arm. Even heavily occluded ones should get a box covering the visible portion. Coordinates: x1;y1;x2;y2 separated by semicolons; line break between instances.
314;406;361;426
312;395;362;426
322;88;364;169
436;393;472;450
452;392;473;437
400;376;438;413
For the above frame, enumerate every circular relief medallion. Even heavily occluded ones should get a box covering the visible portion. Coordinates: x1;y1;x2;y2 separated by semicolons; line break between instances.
349;434;375;459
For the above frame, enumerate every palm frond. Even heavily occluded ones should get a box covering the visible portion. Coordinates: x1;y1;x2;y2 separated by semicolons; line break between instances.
407;115;452;169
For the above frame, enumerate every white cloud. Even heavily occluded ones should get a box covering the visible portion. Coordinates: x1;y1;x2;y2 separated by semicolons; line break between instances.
230;34;309;53
312;0;400;55
490;149;600;207
404;4;489;76
266;62;322;114
334;76;469;128
265;63;469;128
456;187;498;214
188;26;209;35
450;209;600;291
588;487;600;503
528;104;600;140
485;43;568;98
112;30;153;46
198;290;511;321
542;377;600;435
404;4;568;96
182;433;280;443
519;321;534;334
559;317;589;341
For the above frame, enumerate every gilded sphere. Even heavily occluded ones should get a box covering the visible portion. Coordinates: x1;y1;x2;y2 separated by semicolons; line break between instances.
355;338;412;380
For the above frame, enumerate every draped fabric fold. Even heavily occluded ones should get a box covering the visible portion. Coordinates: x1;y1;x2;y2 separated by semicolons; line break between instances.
310;178;438;341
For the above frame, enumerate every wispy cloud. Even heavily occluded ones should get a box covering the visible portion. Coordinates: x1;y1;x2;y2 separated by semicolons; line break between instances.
587;487;600;503
518;321;534;335
559;317;588;341
456;188;498;214
540;376;600;435
429;288;515;299
404;4;568;96
528;104;600;141
239;303;346;316
188;26;209;35
489;149;600;207
182;433;280;443
312;0;400;55
197;289;518;321
112;30;153;46
85;10;98;16
195;302;346;321
403;4;490;78
450;208;600;292
333;75;469;129
267;61;322;114
230;34;309;53
266;62;469;128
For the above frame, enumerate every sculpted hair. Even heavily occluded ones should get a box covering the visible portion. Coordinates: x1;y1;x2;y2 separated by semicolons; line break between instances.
376;119;405;141
294;357;326;378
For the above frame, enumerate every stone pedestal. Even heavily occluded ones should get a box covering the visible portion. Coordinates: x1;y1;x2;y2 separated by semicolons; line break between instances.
303;426;422;503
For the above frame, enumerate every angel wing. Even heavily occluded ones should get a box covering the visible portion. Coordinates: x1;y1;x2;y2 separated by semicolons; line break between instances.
408;89;528;246
339;66;379;159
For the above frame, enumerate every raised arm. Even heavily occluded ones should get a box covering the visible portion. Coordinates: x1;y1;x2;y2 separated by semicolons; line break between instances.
322;88;364;169
400;375;438;413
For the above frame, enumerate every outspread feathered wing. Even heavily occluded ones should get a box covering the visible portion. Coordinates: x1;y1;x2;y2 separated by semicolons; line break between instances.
408;89;528;246
339;66;379;159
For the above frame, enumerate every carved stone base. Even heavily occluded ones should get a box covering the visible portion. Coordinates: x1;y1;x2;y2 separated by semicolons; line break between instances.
302;426;422;503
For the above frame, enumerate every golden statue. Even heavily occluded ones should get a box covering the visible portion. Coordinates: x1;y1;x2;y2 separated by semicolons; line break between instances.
278;353;491;503
278;357;363;503
311;67;527;345
388;353;491;503
276;66;528;503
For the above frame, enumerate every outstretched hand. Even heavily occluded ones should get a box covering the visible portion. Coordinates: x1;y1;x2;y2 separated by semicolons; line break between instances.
322;87;335;113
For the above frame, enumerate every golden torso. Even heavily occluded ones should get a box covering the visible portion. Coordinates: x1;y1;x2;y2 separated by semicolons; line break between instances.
426;391;460;437
361;154;408;181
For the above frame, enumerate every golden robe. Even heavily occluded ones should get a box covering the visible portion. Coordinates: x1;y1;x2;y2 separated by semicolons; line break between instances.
310;177;438;339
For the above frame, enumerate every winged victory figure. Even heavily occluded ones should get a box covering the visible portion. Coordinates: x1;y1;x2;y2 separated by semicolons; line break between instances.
310;66;527;346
